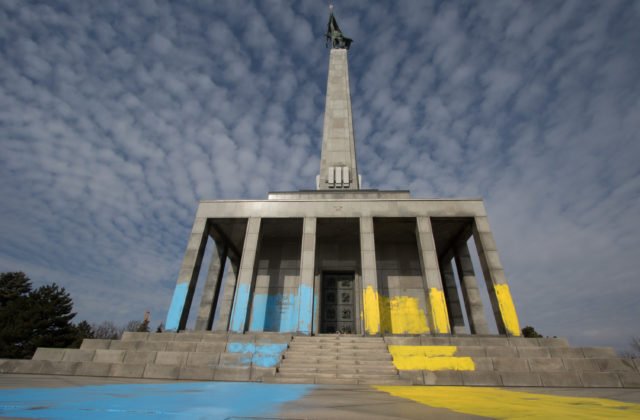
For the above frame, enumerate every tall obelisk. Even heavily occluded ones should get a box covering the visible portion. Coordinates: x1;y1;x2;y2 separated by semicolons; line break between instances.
317;8;360;190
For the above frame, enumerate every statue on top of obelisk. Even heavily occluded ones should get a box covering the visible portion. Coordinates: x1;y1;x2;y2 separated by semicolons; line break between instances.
325;5;353;49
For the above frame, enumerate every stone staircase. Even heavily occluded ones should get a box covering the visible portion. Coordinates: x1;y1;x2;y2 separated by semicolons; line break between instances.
0;332;292;382
265;335;410;385
385;336;640;388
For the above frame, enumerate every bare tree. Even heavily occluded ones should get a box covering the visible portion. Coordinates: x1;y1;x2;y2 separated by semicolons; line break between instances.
92;321;123;340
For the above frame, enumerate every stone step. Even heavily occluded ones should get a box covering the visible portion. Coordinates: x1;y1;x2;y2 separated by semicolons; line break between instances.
283;353;392;362
288;343;388;351
263;375;411;385
383;336;570;348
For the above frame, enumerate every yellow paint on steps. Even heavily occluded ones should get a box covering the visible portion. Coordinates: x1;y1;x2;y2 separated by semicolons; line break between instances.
388;345;475;371
375;386;640;420
495;284;521;336
428;288;450;333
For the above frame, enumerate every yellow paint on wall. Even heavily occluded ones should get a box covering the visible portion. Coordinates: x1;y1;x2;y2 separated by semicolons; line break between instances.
375;386;640;419
362;286;380;335
495;284;521;336
388;345;474;371
379;295;429;334
428;288;450;333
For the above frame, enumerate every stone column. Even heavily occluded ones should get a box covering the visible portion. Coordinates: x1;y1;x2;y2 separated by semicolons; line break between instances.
212;259;239;332
415;217;450;334
454;241;490;335
440;258;466;334
360;217;380;335
229;217;261;333
472;216;521;336
297;218;316;335
194;242;228;331
165;216;209;331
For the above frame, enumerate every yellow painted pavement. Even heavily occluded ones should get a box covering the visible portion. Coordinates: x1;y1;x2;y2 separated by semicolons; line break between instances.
376;386;640;419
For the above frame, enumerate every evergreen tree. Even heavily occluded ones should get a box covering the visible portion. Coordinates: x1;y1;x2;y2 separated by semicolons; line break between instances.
0;272;31;306
69;320;95;348
521;325;543;338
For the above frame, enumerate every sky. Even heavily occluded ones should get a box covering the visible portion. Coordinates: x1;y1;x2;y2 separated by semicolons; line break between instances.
1;0;639;351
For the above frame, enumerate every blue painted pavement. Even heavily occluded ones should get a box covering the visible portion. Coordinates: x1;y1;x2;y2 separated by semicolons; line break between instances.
0;382;314;419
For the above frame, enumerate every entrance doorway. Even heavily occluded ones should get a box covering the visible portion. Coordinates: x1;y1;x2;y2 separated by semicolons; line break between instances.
320;272;355;333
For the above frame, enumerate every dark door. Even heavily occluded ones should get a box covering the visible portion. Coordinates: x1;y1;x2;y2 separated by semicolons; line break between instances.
320;273;355;333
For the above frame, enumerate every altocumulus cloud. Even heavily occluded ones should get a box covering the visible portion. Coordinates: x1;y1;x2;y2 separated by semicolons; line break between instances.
0;0;639;350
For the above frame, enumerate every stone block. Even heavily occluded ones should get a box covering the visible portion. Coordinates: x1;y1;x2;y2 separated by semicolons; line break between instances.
196;342;226;353
635;359;640;372
143;364;179;379
421;337;451;346
539;372;582;387
492;358;530;372
423;371;464;386
5;360;44;374
75;362;112;377
581;347;617;358
179;366;215;381
471;357;494;371
618;372;640;388
219;352;252;367
121;332;150;341
32;348;66;361
214;366;251;382
39;361;79;375
461;371;502;386
474;337;511;347
508;337;540;347
186;352;220;366
155;351;188;366
227;333;256;343
537;337;569;347
455;346;486;357
165;342;198;352
580;372;622;387
93;349;125;364
175;332;205;342
562;358;600;372
528;358;565;372
549;347;584;358
517;347;550;358
62;349;95;362
500;372;542;387
109;341;139;351
449;337;479;346
124;351;157;364
200;332;228;342
136;341;167;352
80;339;111;350
399;370;423;384
316;377;358;385
383;336;421;345
254;333;292;345
485;346;518;357
109;363;145;378
251;366;276;380
595;358;637;372
148;333;177;342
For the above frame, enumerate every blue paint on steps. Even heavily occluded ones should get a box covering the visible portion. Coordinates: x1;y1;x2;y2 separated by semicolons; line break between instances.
226;342;289;367
0;382;314;419
165;283;188;331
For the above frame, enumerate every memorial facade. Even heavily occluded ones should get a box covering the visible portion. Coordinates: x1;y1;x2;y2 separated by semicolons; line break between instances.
164;11;521;338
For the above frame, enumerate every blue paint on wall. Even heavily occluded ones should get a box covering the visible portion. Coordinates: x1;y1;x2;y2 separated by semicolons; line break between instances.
249;292;299;333
297;284;314;335
0;382;315;419
165;283;188;331
230;283;251;332
226;342;289;367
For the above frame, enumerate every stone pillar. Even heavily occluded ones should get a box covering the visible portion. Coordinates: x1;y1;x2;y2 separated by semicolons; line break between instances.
415;217;450;334
297;217;316;335
360;217;380;335
472;216;521;336
454;241;490;335
229;217;261;333
212;258;239;332
194;242;228;331
165;216;209;332
440;258;466;334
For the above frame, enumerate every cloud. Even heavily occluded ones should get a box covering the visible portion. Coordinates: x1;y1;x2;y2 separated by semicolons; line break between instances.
0;0;638;351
